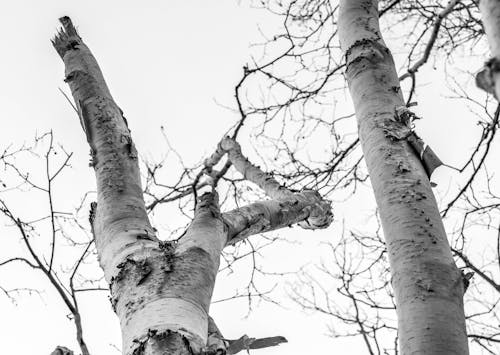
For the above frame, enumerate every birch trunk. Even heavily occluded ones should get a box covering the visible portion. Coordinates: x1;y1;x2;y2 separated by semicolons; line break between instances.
52;17;332;355
338;1;469;354
477;0;500;98
53;17;225;355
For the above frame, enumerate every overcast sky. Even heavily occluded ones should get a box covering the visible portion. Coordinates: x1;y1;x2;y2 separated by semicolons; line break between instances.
0;1;497;355
0;1;351;354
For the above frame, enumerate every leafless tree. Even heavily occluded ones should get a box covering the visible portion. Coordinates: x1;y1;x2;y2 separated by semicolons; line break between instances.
2;1;500;354
49;16;332;355
231;0;499;354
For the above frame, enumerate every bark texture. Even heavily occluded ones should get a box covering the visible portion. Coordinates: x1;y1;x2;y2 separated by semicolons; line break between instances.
51;346;74;355
212;137;333;246
53;17;332;355
338;1;468;354
53;17;220;355
223;189;330;245
476;0;500;98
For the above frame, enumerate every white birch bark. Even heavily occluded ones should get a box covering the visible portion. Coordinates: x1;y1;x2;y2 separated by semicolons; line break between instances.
338;1;469;354
223;189;331;246
53;17;332;355
53;17;223;355
214;137;333;245
477;0;500;99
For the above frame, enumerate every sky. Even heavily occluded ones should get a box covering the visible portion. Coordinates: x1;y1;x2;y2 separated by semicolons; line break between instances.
0;1;497;355
0;1;355;354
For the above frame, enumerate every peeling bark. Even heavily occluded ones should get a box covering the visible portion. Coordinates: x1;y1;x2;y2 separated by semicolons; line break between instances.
53;17;331;355
113;192;225;355
53;17;220;355
338;1;468;354
207;316;227;354
477;0;500;99
207;316;287;355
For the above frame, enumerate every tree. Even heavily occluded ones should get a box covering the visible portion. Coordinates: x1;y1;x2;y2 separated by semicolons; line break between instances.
49;16;331;355
338;0;468;353
2;2;500;354
238;0;499;353
477;0;500;100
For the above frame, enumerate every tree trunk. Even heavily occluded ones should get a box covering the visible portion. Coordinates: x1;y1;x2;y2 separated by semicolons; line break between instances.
52;17;224;355
52;17;332;355
476;0;500;99
338;1;469;354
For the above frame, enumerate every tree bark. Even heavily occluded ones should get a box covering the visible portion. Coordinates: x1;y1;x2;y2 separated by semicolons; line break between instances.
53;17;332;355
215;137;333;245
476;0;500;99
53;17;223;355
51;346;74;355
338;1;469;354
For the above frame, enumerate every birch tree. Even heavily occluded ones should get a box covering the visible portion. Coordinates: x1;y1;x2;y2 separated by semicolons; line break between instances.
337;0;468;354
2;2;500;354
477;0;500;99
51;16;332;355
230;1;498;353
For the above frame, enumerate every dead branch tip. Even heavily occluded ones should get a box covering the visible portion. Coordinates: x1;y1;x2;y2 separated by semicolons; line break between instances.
52;16;81;58
59;16;78;36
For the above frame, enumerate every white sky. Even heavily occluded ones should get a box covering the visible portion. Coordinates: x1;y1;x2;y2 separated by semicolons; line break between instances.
0;1;353;354
0;1;497;355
